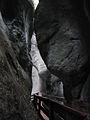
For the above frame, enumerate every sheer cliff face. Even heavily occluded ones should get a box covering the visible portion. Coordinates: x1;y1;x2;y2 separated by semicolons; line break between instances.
35;0;90;101
31;34;47;94
31;34;61;96
0;0;33;74
0;0;40;120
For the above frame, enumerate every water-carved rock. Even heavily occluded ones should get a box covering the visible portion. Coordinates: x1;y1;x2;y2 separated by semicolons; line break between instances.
35;0;90;101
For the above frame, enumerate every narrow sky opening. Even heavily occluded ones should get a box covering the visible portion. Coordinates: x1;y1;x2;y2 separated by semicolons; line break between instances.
32;0;39;9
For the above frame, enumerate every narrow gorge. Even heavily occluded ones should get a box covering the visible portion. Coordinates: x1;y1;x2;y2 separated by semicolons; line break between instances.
0;0;90;120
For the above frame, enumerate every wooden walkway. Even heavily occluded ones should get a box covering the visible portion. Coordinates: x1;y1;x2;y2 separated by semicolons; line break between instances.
32;94;89;120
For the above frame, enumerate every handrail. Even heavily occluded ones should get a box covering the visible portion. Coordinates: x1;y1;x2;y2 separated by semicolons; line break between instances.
33;94;88;120
42;93;65;101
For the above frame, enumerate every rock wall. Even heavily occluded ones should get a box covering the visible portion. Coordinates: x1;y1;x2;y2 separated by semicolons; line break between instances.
31;33;47;94
0;0;33;74
31;33;63;96
0;0;40;119
34;0;90;101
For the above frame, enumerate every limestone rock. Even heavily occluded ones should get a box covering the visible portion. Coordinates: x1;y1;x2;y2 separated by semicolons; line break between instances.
0;0;40;119
80;74;90;102
31;33;47;94
35;0;89;101
0;0;33;73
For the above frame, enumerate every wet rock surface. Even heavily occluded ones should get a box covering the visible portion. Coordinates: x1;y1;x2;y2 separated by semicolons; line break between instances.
35;0;90;101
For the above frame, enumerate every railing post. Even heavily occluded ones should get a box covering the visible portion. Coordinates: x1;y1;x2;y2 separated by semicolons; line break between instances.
38;99;41;116
49;101;54;120
34;95;37;110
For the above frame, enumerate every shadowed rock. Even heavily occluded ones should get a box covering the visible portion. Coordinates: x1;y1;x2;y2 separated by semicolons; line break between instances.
0;0;33;73
0;0;40;119
35;0;90;101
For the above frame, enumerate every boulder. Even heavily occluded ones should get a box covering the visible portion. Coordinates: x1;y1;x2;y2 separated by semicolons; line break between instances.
34;0;90;101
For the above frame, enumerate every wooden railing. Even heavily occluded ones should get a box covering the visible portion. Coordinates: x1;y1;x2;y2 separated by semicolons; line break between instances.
33;94;88;120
